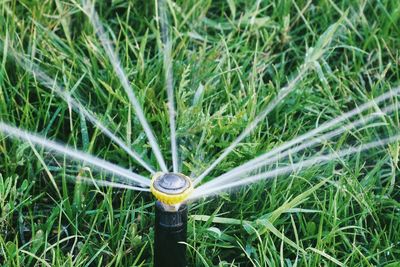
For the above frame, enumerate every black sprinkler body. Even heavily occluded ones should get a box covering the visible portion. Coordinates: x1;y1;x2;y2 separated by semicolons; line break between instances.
154;201;188;267
151;173;192;267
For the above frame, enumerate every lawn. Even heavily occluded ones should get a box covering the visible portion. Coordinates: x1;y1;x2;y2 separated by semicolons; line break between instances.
0;0;399;266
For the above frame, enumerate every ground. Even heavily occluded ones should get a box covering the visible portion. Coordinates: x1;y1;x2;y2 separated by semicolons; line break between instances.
0;0;399;266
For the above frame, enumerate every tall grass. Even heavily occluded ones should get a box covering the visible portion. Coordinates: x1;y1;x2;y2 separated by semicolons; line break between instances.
0;0;399;266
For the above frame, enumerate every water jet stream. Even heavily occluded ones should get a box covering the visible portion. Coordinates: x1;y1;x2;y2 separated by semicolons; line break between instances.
0;122;150;187
72;176;150;192
200;87;400;190
83;0;168;172
191;133;400;200
158;0;179;173
10;51;156;174
193;18;344;185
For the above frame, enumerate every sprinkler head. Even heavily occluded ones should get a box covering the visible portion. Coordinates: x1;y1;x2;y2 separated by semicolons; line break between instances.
150;172;193;205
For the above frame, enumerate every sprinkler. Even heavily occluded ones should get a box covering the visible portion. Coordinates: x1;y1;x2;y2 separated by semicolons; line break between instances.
150;172;193;267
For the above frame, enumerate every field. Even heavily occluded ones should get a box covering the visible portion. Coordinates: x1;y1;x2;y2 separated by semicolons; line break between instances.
0;0;399;266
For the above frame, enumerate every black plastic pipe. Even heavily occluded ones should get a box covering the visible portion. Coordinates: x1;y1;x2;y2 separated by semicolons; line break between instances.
154;201;188;267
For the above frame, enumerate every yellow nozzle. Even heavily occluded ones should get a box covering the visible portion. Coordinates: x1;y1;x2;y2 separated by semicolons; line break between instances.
150;172;193;205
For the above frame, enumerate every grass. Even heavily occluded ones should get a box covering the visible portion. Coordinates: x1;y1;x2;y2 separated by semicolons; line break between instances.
0;0;400;266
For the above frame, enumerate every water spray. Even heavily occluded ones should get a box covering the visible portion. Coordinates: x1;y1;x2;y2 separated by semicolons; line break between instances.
150;172;193;267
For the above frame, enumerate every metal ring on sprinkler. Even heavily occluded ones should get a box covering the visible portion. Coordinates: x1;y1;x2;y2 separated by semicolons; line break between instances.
150;172;193;205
